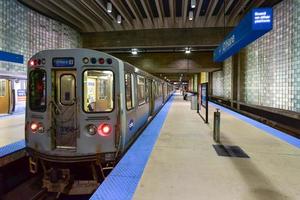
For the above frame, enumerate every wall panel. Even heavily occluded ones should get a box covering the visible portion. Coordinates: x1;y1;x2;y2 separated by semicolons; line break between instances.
0;0;81;75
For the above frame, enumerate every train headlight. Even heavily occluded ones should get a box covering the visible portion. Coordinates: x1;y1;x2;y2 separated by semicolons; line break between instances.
30;122;45;133
30;122;38;133
37;123;45;133
87;124;97;135
97;123;112;137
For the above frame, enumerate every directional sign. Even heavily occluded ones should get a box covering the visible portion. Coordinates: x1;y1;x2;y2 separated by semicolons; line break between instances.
214;8;273;62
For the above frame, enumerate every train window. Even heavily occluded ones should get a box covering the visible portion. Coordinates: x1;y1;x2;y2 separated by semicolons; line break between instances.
137;75;145;105
164;84;167;97
0;79;6;96
160;83;163;96
125;73;133;110
83;70;114;113
29;69;46;112
60;74;75;105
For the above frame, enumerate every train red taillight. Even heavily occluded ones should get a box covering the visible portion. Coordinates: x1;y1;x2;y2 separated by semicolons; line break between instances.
97;123;112;137
99;58;105;64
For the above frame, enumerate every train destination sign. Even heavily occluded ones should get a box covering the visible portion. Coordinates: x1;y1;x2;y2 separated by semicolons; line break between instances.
214;8;273;62
52;57;74;67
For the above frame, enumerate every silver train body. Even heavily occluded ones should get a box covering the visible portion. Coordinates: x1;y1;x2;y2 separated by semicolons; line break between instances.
25;49;173;194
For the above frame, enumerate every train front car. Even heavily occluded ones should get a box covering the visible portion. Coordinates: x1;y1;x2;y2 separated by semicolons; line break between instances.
25;49;122;194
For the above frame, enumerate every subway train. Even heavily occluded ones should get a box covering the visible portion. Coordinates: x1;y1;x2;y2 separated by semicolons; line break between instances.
25;48;173;194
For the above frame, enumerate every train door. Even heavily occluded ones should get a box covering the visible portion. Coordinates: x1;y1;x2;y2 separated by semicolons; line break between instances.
149;80;155;115
52;70;77;149
0;79;12;114
146;79;151;116
124;72;136;139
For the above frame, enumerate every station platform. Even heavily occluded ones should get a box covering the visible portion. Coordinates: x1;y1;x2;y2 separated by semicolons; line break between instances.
0;114;24;148
92;93;300;200
0;114;25;167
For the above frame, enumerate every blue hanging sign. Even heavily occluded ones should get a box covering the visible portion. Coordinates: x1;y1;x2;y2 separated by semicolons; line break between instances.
0;50;24;64
214;8;273;62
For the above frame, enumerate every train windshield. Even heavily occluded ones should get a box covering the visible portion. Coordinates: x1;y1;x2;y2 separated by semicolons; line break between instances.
83;70;114;112
29;69;46;112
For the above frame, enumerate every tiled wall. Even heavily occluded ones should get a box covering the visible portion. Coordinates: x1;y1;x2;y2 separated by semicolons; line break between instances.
0;0;81;75
212;0;300;113
292;0;300;111
223;58;232;99
244;0;293;110
212;70;224;97
212;57;232;99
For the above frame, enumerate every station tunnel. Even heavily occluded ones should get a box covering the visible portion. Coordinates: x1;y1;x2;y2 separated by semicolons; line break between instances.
0;0;299;200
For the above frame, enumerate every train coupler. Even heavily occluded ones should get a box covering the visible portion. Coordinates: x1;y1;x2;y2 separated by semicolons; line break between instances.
29;157;38;174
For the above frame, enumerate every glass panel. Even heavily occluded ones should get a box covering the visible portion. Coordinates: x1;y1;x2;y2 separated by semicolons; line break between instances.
137;75;145;105
125;73;133;110
83;70;114;112
29;69;46;112
60;74;75;105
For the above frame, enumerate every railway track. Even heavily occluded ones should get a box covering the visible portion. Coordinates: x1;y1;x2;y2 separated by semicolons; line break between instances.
1;175;91;200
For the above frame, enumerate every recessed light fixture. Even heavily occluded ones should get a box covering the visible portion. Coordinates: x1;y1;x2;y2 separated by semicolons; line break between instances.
107;2;112;13
191;0;196;8
117;15;122;24
185;47;191;54
131;48;138;55
189;11;193;21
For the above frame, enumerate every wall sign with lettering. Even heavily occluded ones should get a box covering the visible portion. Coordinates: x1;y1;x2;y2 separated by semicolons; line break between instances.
214;8;273;62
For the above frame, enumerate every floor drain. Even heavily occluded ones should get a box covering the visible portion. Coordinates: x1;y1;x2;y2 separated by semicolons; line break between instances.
213;145;250;158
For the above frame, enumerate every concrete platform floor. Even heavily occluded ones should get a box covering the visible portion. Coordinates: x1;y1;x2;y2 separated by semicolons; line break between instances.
133;95;300;200
0;114;24;147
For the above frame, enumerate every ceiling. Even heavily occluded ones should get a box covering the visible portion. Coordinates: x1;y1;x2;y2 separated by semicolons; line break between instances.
18;0;282;82
19;0;282;33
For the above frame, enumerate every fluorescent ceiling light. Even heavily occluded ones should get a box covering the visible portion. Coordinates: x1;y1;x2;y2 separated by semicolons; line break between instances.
189;11;193;21
185;47;191;54
191;0;196;8
107;2;112;13
131;48;138;55
117;15;121;24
